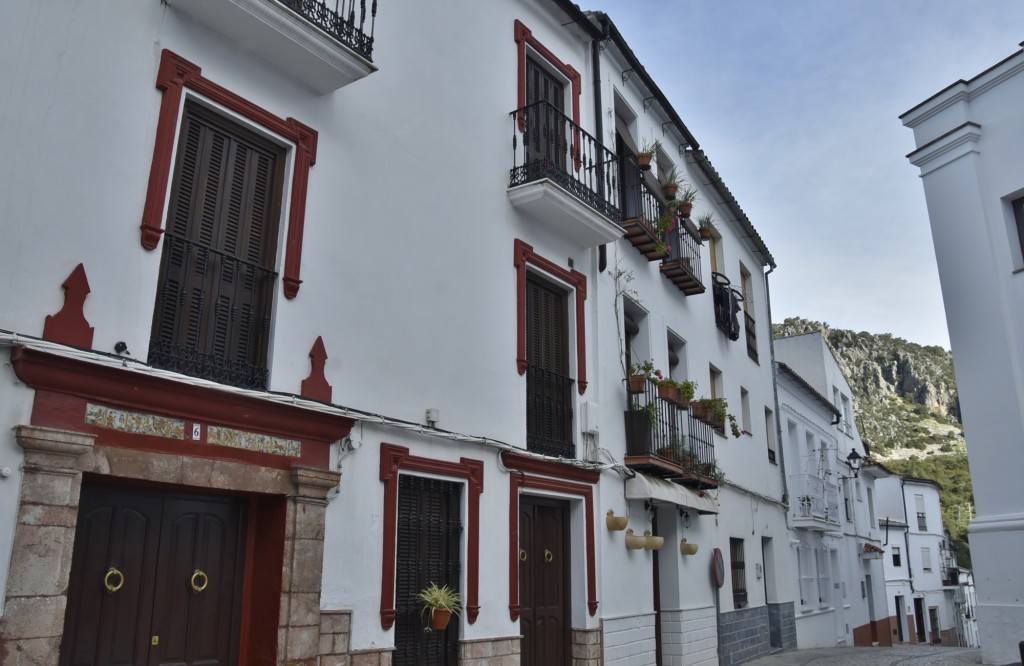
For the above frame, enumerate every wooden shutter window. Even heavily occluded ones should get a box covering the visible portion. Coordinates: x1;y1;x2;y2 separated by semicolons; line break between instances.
150;104;285;390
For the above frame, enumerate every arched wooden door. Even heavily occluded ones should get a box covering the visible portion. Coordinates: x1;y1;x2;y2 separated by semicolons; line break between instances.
519;496;570;666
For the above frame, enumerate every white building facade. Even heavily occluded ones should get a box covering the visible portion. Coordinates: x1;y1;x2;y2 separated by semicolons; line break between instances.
902;41;1024;665
875;476;961;648
0;1;801;665
774;333;891;649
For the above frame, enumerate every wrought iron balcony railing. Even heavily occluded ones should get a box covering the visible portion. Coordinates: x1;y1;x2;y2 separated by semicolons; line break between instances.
622;378;717;487
621;177;669;261
660;218;705;294
149;233;276;390
526;365;575;458
279;0;377;61
790;474;840;525
509;101;620;222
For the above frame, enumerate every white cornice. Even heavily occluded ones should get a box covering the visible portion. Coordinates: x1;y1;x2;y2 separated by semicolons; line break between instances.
907;122;982;176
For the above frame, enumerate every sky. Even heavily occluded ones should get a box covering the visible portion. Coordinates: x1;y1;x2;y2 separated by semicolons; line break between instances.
582;0;1024;349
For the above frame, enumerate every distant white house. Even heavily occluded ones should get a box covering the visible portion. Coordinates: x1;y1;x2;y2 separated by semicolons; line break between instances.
874;476;961;647
902;41;1024;665
774;332;890;648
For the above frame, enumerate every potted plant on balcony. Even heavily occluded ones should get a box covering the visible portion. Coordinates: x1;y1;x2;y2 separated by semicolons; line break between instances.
675;185;698;217
652;211;677;256
628;360;663;394
636;138;660;171
417;582;462;631
691;396;733;433
657;377;696;409
661;166;684;200
696;212;716;240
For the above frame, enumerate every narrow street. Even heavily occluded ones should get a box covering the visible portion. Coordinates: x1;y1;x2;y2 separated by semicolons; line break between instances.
748;646;985;666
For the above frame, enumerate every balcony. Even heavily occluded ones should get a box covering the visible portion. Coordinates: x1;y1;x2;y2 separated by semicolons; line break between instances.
167;0;378;93
526;365;575;458
711;272;743;341
622;379;718;489
660;218;705;295
790;473;840;530
508;101;623;248
621;178;669;261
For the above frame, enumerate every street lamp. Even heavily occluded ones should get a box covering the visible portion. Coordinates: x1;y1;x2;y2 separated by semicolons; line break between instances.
842;448;863;479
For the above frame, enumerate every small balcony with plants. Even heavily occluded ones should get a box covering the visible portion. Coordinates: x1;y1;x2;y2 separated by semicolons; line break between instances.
508;101;623;248
660;211;705;296
789;473;840;530
620;176;672;262
621;362;720;489
167;0;379;92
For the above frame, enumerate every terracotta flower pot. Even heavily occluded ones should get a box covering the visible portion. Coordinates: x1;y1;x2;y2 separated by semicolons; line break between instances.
663;183;679;199
627;375;647;394
430;608;452;630
699;226;712;240
637;153;654;171
657;383;681;406
678;202;693;217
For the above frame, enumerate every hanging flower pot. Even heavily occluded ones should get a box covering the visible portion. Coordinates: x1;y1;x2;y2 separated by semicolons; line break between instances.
636;152;654;171
657;382;681;406
663;182;679;200
430;608;452;630
627;375;647;394
677;201;694;217
625;529;647;550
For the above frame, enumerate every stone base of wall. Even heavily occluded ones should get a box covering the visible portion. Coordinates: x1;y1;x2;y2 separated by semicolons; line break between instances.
853;617;895;646
459;635;521;666
318;610;352;665
907;615;918;644
719;605;771;666
572;627;603;665
766;602;796;652
348;647;393;666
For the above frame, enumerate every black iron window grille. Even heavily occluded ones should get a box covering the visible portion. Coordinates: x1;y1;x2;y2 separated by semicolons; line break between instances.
917;511;928;531
730;538;748;609
711;272;743;341
278;0;377;61
526;365;575;458
150;233;277;390
509;100;621;221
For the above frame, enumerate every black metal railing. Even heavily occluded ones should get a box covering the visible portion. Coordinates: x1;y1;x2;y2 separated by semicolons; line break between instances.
509;100;620;221
623;176;664;226
664;219;703;280
711;272;743;341
149;233;276;390
623;379;716;478
526;365;575;458
279;0;377;61
745;312;758;362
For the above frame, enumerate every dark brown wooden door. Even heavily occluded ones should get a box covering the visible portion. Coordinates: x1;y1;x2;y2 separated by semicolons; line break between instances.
519;497;570;666
394;475;462;666
61;485;246;666
524;56;565;168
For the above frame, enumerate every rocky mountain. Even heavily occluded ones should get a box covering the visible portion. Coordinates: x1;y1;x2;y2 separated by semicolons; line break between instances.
772;317;974;563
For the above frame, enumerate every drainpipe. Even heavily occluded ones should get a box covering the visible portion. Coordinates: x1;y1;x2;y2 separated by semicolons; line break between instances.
593;16;609;274
765;265;789;507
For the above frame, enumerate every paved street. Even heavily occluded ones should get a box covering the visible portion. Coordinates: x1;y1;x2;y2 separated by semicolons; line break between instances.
747;645;987;666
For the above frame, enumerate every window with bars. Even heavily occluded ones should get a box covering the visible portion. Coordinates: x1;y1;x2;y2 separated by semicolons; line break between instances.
525;274;574;458
765;408;776;464
915;494;928;531
892;546;902;567
730;538;747;609
149;103;284;390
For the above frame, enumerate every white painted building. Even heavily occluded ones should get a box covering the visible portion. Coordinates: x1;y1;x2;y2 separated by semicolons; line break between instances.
957;569;980;649
0;1;801;665
875;476;961;647
901;41;1024;665
774;332;891;649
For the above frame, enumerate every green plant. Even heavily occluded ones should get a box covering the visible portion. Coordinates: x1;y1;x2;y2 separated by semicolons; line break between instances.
661;378;696;402
629;360;663;383
416;583;463;619
643;401;659;427
661;165;684;187
728;414;741;438
639;137;662;156
696;211;715;229
695;397;728;423
677;185;698;205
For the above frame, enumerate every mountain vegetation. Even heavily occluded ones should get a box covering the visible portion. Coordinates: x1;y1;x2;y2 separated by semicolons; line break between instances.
772;317;974;566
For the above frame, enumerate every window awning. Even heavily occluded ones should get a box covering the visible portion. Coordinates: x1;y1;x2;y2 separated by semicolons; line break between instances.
625;473;719;515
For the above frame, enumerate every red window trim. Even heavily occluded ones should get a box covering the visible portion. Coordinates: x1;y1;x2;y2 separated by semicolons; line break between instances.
502;452;598;620
141;49;318;299
514;19;581;132
514;239;588;394
378;443;484;629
